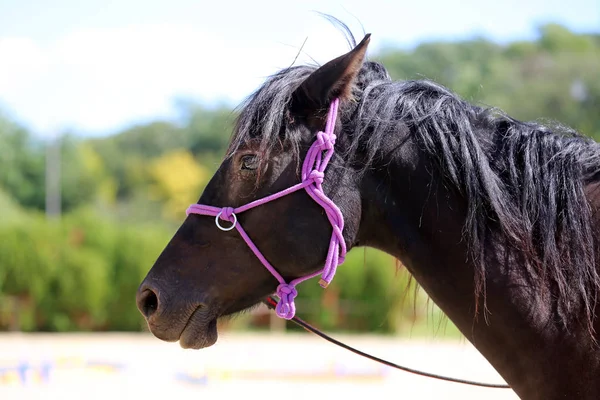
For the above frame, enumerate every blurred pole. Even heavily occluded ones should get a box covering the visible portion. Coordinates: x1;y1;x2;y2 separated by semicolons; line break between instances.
45;136;61;218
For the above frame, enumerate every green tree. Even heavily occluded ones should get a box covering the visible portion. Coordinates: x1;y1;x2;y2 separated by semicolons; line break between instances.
376;24;600;140
0;115;45;210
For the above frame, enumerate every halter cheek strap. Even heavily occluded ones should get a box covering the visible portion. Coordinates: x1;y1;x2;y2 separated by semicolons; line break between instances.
186;98;346;320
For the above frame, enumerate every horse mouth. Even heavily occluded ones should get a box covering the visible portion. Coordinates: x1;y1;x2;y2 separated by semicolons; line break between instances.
178;307;219;349
176;296;266;349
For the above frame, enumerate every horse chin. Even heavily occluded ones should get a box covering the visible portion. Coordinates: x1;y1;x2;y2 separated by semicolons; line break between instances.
178;311;218;350
177;297;266;349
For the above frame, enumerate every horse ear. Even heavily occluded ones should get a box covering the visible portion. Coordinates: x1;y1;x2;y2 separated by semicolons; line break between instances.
290;34;371;117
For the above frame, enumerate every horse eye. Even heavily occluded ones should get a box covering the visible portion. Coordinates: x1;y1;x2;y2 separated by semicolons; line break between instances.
240;154;258;171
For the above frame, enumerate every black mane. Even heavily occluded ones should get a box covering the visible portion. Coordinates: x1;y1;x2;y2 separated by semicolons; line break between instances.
229;56;600;335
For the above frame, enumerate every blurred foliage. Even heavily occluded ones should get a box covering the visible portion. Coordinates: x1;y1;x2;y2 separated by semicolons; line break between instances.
376;23;600;138
148;149;210;220
0;114;46;210
0;207;171;331
293;249;422;334
0;24;598;334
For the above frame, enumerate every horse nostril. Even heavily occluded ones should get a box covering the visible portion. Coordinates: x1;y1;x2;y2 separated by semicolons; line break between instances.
138;289;159;319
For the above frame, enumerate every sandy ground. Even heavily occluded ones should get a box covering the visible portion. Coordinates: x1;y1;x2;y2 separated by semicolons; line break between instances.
0;331;518;400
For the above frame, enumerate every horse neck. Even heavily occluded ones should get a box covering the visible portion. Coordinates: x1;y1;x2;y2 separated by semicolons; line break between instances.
356;150;480;331
354;144;600;398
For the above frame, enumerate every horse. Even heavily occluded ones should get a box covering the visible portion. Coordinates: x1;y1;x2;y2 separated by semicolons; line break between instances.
136;32;600;399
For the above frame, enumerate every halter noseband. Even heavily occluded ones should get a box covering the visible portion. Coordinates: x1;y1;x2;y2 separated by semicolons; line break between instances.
186;98;346;320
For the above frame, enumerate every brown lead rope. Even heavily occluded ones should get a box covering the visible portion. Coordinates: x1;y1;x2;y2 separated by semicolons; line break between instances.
263;296;511;389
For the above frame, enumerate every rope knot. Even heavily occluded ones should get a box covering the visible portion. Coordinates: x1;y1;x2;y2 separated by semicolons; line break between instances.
275;283;298;320
308;170;325;185
316;131;334;150
316;131;326;146
219;207;235;222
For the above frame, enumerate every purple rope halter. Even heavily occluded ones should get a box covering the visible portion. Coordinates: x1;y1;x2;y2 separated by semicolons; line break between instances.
186;98;346;320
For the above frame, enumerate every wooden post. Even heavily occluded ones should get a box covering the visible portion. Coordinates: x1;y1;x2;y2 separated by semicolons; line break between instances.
45;136;61;219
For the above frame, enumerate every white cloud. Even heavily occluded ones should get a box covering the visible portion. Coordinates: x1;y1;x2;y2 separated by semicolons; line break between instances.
0;0;596;137
0;20;360;137
0;37;49;93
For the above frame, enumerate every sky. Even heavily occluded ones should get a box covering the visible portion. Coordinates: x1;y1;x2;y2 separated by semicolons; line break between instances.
0;0;598;138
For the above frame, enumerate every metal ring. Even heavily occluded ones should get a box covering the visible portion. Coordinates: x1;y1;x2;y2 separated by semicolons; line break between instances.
215;211;237;231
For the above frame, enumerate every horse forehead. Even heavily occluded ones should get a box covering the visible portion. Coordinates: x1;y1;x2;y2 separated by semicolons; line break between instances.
233;139;262;152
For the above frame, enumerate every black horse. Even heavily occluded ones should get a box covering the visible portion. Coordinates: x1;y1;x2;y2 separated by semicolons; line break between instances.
136;32;600;398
